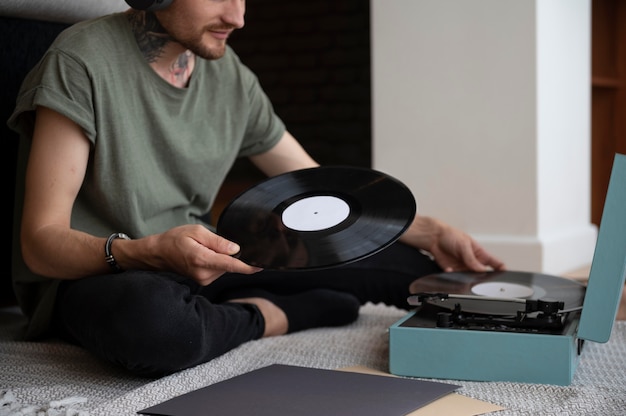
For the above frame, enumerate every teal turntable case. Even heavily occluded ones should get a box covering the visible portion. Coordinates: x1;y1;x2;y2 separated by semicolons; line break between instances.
389;153;626;385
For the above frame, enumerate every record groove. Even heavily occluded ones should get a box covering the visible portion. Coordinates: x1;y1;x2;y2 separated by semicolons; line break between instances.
216;166;416;270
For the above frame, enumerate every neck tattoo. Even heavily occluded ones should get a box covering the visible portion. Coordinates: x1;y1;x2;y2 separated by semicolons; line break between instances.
169;51;194;87
126;10;168;63
126;10;195;87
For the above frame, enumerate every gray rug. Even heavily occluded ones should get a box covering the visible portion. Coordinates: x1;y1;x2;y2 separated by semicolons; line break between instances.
1;304;625;416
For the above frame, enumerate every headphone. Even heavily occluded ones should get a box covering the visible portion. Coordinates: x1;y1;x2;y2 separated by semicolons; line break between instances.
125;0;173;11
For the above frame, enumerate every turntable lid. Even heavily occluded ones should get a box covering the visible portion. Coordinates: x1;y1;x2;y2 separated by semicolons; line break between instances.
578;153;626;343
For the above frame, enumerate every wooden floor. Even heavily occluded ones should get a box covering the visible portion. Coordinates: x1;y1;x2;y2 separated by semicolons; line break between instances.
609;287;624;320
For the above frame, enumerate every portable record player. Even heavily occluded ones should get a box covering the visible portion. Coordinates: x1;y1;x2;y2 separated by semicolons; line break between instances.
389;153;626;385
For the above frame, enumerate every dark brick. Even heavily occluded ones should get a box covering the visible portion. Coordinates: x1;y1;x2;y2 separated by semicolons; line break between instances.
229;0;371;169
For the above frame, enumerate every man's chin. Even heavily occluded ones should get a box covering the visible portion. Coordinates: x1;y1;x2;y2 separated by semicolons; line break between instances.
192;39;227;60
197;47;226;60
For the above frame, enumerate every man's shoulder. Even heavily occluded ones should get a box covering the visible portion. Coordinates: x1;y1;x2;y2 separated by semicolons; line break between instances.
51;13;128;54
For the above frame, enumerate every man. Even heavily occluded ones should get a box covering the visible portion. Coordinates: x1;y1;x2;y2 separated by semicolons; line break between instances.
8;0;505;377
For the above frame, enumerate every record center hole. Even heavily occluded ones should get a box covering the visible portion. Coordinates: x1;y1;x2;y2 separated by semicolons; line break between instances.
282;195;350;232
471;282;534;298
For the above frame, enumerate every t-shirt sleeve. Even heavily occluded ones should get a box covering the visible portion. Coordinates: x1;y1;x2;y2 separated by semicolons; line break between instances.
236;65;286;158
8;48;96;144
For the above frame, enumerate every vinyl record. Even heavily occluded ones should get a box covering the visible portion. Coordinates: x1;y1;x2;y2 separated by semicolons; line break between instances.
408;270;586;315
216;166;416;270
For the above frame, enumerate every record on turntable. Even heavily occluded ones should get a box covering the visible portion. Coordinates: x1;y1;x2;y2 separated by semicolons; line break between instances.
407;270;586;317
216;166;416;270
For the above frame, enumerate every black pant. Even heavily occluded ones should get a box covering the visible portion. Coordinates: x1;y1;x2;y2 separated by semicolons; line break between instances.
53;242;440;377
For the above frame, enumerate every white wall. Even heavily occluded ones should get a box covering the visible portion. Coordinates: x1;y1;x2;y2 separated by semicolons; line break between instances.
371;0;596;274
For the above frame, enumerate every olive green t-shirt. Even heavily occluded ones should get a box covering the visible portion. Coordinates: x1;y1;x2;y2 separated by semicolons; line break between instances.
8;13;285;339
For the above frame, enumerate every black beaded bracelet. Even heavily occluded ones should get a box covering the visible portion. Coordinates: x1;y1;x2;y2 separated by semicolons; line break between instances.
104;232;130;272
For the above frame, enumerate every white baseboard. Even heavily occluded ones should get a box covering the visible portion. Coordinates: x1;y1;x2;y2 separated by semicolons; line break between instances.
474;223;598;275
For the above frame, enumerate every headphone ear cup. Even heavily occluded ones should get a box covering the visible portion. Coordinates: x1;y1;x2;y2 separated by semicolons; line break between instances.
125;0;173;11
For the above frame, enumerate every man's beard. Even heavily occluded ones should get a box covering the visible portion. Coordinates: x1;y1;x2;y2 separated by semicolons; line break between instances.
171;25;233;60
176;36;227;60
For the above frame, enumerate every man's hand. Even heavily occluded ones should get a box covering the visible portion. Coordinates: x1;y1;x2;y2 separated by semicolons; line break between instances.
400;216;506;273
128;224;262;286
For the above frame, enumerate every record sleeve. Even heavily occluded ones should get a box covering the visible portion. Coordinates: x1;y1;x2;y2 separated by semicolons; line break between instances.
216;166;416;270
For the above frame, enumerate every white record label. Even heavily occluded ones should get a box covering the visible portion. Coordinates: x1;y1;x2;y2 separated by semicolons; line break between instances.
281;195;350;231
471;281;535;298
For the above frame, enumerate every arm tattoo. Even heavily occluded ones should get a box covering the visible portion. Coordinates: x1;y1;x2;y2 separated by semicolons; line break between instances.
126;10;170;63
